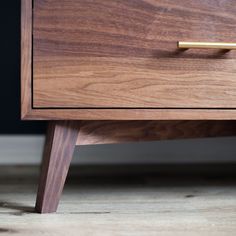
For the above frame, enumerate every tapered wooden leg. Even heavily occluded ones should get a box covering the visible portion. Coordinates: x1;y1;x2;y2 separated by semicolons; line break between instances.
35;121;79;214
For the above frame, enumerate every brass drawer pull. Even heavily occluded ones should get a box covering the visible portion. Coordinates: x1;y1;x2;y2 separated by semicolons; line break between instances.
177;42;236;50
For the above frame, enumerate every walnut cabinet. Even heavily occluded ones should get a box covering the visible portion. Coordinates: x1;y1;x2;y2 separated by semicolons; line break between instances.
21;0;236;213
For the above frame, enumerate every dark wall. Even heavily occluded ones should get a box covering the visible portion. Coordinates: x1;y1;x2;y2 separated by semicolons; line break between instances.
0;1;46;134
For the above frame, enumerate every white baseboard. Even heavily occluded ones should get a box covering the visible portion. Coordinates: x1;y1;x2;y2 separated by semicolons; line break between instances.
0;135;236;165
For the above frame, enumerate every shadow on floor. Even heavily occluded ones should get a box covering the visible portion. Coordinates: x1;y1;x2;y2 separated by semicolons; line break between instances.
66;163;236;185
0;201;34;215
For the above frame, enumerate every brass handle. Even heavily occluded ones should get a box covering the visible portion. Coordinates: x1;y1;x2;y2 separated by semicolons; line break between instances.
178;42;236;50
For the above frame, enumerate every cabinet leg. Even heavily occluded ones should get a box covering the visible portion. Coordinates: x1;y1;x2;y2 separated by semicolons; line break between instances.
35;121;79;213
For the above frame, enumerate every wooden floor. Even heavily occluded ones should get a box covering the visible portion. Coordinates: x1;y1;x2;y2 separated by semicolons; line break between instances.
0;166;236;236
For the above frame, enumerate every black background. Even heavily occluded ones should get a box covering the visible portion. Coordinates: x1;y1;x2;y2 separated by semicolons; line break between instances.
0;1;46;134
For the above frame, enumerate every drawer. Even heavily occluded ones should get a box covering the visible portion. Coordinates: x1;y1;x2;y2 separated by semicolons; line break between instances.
33;0;236;109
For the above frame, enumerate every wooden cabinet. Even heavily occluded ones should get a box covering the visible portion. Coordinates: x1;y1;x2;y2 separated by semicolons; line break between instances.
33;0;236;109
21;0;236;213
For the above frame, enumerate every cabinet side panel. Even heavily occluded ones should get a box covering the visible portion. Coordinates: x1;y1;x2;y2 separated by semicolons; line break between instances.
21;0;32;119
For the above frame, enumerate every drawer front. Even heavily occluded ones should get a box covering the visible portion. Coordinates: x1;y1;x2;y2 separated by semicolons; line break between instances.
33;0;236;108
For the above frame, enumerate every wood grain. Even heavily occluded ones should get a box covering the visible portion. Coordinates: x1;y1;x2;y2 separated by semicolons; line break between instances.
21;0;32;119
35;121;79;213
21;0;236;120
22;108;236;120
76;121;236;145
33;0;236;108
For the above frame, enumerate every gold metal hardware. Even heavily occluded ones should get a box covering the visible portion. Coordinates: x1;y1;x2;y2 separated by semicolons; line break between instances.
177;42;236;50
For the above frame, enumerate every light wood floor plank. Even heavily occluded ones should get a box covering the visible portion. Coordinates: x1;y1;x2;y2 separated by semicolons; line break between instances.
0;171;236;235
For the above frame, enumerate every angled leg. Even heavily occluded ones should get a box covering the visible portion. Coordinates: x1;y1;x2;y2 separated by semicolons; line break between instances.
35;121;79;213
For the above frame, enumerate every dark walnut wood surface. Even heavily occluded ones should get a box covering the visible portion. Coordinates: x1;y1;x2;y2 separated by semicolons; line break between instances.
76;120;236;145
33;0;236;109
22;1;236;213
